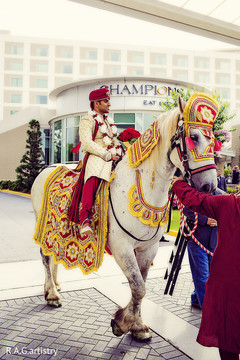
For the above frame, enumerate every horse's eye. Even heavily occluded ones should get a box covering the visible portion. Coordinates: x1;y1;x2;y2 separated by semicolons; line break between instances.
190;134;198;143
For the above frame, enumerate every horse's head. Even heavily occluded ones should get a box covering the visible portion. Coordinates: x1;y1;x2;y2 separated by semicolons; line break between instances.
169;93;220;193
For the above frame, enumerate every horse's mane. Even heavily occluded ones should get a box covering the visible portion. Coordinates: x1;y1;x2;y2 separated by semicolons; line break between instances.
148;107;180;171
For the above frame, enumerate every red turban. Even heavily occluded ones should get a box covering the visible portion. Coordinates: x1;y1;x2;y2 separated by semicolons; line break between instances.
89;87;110;101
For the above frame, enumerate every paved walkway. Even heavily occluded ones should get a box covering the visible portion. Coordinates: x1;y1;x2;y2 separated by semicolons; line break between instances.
0;191;220;360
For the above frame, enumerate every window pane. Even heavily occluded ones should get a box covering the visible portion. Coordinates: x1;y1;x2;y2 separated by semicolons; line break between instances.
109;66;121;76
87;50;97;59
61;48;73;58
11;45;23;55
62;64;72;74
110;52;121;61
114;113;135;124
133;68;144;75
86;65;97;75
218;59;230;71
41;129;50;165
11;78;23;87
133;53;144;63
10;61;23;71
198;73;210;83
11;94;22;103
36;79;48;88
36;95;48;104
36;63;48;72
198;58;209;69
66;116;80;127
53;120;62;163
66;127;80;162
36;47;48;56
155;55;166;65
177;57;188;67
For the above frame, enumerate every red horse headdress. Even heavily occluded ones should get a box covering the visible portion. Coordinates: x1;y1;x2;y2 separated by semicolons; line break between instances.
183;93;220;161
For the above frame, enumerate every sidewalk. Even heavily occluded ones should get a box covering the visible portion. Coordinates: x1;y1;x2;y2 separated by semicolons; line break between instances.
0;191;220;360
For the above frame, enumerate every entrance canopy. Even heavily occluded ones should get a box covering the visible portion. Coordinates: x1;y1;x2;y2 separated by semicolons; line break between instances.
70;0;240;46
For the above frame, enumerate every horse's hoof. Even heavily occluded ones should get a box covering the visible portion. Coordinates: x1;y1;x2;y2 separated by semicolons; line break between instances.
131;329;152;342
111;319;124;337
47;299;62;308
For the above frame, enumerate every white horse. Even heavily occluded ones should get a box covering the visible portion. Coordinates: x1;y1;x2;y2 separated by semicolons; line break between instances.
31;97;217;342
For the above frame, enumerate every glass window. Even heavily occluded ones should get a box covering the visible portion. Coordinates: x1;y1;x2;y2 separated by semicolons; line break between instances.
36;63;48;72
217;59;230;71
109;66;121;76
10;61;23;71
132;53;144;63
155;54;166;65
196;57;209;69
62;64;73;74
66;116;80;162
198;73;210;84
53;120;62;163
110;52;121;61
36;79;48;88
36;95;48;104
36;47;48;56
61;48;73;58
11;94;22;103
177;56;188;67
11;78;23;87
176;70;188;81
217;74;231;85
66;127;80;162
85;64;97;75
133;68;144;75
114;113;135;133
87;50;97;60
41;129;50;165
218;88;230;99
67;116;80;127
151;68;167;77
11;45;23;55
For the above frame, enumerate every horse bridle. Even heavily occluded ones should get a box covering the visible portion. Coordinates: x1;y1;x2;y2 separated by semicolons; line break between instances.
169;115;216;183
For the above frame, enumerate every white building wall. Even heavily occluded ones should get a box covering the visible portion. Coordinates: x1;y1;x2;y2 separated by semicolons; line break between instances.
0;31;240;127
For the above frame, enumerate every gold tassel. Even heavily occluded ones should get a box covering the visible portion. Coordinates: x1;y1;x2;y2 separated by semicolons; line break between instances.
150;171;155;189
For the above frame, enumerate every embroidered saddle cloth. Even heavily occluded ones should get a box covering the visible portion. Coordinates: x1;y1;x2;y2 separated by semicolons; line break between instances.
34;166;109;274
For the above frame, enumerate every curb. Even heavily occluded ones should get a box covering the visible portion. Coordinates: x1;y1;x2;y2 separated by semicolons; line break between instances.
0;189;31;198
165;229;178;236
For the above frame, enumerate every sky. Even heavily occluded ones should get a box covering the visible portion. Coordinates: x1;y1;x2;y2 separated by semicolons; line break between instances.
0;0;238;50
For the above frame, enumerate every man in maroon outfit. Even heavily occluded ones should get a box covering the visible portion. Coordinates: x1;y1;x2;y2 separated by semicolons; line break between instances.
172;175;240;360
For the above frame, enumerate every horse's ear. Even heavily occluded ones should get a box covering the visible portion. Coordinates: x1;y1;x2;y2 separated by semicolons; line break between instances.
178;96;186;115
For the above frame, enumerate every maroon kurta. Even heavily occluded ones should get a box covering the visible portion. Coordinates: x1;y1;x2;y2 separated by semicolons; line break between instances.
173;180;240;354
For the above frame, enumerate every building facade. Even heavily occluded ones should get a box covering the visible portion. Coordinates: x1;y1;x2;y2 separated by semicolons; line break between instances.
0;31;239;180
49;76;201;165
1;30;240;124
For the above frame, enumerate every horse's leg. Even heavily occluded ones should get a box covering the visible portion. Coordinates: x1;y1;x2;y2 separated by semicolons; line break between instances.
52;261;61;292
40;249;62;307
131;242;159;340
110;242;157;341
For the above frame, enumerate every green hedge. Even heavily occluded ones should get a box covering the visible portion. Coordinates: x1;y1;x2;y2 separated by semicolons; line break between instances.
0;180;24;192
